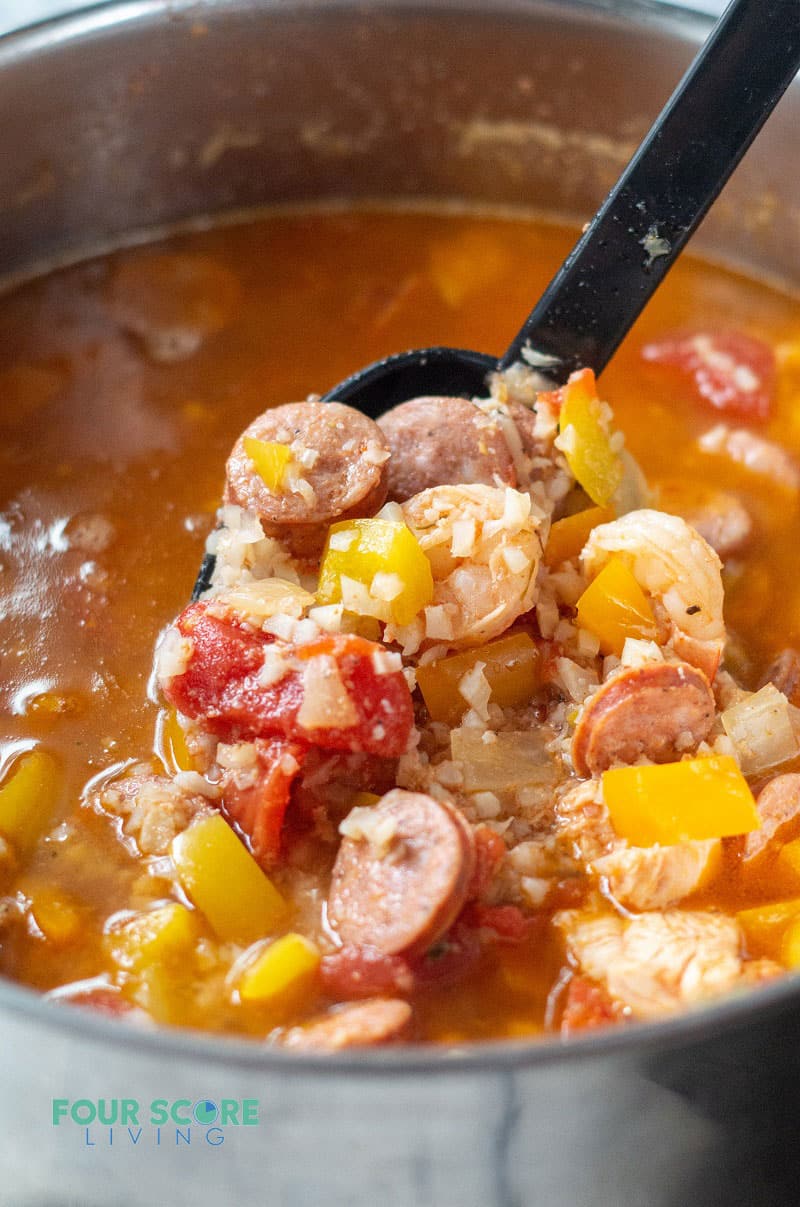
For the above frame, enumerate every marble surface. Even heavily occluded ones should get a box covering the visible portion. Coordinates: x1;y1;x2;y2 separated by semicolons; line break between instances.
0;0;727;38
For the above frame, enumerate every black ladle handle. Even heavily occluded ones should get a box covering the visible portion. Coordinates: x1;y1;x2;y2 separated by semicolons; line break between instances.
500;0;800;380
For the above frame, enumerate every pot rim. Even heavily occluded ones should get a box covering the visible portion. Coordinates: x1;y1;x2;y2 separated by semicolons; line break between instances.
3;0;799;1076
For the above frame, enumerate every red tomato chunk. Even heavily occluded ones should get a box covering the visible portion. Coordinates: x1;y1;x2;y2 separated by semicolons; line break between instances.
163;602;414;758
641;329;776;420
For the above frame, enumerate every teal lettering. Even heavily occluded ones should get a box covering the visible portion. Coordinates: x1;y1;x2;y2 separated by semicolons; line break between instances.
52;1099;69;1125
150;1100;168;1126
72;1100;96;1125
171;1099;191;1125
242;1100;259;1126
97;1100;118;1126
220;1100;239;1125
121;1099;139;1125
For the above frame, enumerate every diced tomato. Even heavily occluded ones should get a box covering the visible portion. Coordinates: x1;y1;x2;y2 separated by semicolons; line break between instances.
463;903;535;942
560;975;625;1035
162;602;414;758
641;329;776;421
320;944;414;999
221;736;306;866
467;826;508;900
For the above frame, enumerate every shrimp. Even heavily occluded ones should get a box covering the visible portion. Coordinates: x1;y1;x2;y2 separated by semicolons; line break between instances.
581;508;725;678
396;484;543;651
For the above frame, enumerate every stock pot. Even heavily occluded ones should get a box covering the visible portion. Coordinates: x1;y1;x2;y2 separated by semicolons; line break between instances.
1;2;800;1204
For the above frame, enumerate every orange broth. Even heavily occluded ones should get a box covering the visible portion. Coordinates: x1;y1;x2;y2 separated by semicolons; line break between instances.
0;208;799;1041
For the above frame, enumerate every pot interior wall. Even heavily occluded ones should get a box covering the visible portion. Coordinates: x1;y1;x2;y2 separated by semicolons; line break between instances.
0;0;798;291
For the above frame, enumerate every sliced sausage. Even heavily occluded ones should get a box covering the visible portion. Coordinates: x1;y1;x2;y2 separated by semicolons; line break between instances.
760;648;800;707
377;396;516;501
571;661;716;777
654;479;752;558
741;773;800;872
280;998;412;1051
225;401;390;556
327;790;476;957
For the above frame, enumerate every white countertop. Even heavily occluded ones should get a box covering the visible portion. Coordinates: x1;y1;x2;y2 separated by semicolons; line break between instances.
0;0;727;38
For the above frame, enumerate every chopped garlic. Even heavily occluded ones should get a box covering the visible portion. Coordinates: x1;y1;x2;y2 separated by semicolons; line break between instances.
450;518;477;558
371;650;403;676
257;646;291;688
363;439;391;466
297;655;358;730
370;572;404;602
155;627;193;684
329;530;356;553
424;605;454;640
620;638;665;668
472;791;501;819
339;805;397;857
458;661;491;722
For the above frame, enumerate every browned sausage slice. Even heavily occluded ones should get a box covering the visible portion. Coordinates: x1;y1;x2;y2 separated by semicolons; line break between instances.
225;401;390;556
760;648;800;707
327;790;476;957
280;998;412;1051
742;773;800;871
377;396;516;501
572;661;716;777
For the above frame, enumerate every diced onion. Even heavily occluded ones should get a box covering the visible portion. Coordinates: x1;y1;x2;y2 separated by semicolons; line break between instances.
450;729;555;792
721;683;799;777
297;655;358;730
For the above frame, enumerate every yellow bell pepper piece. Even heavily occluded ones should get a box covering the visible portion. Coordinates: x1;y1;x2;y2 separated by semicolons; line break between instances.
782;918;800;969
556;369;623;506
348;791;381;809
416;632;540;727
243;436;292;492
160;709;194;774
317;518;434;626
602;756;760;847
105;903;200;974
171;813;286;944
777;838;800;886
105;903;202;1023
238;933;320;1005
576;555;657;655
0;750;60;856
737;898;800;960
544;506;615;568
26;885;82;945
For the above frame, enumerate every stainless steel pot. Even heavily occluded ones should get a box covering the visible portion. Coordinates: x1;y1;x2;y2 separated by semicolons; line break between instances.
1;3;799;1204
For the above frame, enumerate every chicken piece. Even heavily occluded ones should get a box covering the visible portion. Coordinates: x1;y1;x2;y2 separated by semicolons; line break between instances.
590;841;720;911
554;781;719;910
555;908;774;1019
93;773;211;856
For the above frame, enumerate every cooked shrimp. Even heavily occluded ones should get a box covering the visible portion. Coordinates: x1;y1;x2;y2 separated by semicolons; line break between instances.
396;483;543;650
581;508;725;678
555;908;772;1019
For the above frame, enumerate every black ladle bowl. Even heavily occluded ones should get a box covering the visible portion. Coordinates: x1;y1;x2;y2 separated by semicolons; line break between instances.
195;0;800;597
